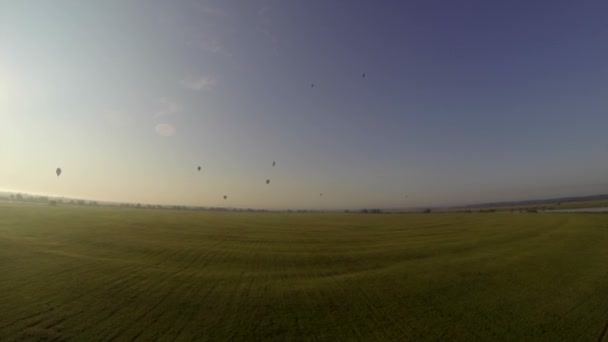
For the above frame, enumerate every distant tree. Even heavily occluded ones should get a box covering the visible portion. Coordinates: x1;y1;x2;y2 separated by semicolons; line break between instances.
136;203;142;208
423;208;431;214
15;194;23;201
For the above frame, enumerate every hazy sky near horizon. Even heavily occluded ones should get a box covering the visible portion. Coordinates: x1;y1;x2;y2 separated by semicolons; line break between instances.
1;0;608;209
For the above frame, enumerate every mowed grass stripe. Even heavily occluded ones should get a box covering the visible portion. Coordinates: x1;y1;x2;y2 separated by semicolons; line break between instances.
97;240;234;340
88;252;201;339
121;248;227;341
4;262;149;338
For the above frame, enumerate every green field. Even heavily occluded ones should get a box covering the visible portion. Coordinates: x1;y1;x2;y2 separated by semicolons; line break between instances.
1;203;608;341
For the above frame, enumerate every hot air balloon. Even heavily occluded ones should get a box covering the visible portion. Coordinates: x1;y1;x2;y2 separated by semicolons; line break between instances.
223;195;227;200
266;179;270;184
362;73;366;78
197;166;201;171
272;161;276;167
56;168;62;177
311;83;314;88
319;193;323;197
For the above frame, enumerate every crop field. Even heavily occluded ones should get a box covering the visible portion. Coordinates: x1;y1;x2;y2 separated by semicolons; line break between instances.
1;203;608;341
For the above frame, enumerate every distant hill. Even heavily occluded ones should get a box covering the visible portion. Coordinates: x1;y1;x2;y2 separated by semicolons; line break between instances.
465;194;608;209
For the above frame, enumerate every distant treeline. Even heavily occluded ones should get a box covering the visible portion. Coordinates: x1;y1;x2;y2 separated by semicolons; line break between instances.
467;194;608;209
0;193;329;213
2;193;99;206
345;208;434;214
344;209;383;214
118;203;271;212
117;203;331;213
360;209;384;214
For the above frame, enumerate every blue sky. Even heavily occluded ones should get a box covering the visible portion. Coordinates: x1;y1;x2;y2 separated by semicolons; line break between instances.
1;0;607;209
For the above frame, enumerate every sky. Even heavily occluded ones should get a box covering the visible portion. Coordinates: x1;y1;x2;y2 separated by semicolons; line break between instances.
1;0;608;209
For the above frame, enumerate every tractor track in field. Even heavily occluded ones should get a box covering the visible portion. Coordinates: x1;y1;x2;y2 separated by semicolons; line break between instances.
598;319;608;342
2;264;145;334
104;240;228;341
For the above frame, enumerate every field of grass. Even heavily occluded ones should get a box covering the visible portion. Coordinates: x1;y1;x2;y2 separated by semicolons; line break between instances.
1;203;608;341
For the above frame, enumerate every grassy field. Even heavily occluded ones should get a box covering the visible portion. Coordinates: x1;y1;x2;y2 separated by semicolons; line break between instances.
1;203;608;341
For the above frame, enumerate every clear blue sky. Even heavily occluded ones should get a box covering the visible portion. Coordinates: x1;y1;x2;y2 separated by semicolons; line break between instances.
1;0;607;209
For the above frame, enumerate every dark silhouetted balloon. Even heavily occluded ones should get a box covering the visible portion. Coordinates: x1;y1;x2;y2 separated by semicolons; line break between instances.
197;166;201;171
223;195;227;200
272;161;275;167
266;179;270;184
362;73;366;78
320;193;323;196
311;84;314;87
56;168;62;177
